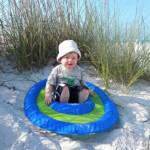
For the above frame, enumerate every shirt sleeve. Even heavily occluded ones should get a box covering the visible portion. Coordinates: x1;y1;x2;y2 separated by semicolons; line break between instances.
80;68;89;85
47;67;58;86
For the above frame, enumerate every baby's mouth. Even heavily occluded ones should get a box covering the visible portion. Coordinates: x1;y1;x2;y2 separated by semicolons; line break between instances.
68;64;73;66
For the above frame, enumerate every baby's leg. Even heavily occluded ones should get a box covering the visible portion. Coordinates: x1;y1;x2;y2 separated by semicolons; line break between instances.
79;88;90;103
59;86;70;103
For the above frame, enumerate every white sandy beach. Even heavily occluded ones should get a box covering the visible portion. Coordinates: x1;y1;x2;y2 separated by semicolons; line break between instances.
0;56;150;150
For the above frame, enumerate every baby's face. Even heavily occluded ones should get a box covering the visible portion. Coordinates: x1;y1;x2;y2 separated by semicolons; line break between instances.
60;52;78;70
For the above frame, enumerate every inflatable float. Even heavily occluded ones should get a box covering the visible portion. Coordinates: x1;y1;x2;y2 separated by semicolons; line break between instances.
24;79;119;135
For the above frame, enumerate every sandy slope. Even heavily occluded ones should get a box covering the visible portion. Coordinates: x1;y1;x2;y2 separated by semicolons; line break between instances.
0;58;149;150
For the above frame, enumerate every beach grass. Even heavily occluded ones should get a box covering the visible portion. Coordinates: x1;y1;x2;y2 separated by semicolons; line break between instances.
0;0;149;87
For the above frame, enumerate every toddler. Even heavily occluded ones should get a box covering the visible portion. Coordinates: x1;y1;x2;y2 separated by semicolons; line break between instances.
45;40;89;105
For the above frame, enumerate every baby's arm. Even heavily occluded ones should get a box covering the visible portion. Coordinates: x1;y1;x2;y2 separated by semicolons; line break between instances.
45;83;53;105
45;66;58;105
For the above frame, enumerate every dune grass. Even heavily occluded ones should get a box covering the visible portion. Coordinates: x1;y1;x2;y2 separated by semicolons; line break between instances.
0;0;149;87
84;1;150;88
0;0;94;70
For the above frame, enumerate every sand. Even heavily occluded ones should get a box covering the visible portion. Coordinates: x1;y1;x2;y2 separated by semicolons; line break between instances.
0;57;149;150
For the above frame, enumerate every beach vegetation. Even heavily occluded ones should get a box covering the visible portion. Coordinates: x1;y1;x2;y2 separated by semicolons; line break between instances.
0;0;149;87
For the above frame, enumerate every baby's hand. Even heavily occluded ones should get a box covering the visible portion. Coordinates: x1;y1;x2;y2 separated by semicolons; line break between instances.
45;93;52;105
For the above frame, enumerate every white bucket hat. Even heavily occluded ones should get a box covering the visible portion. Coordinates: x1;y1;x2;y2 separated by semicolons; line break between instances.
57;40;81;62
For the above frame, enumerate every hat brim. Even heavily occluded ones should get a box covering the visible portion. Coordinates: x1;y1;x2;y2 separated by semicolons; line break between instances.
57;48;81;62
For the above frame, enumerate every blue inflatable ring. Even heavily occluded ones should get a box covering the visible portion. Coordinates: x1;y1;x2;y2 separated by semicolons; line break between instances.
24;79;119;135
50;97;95;115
